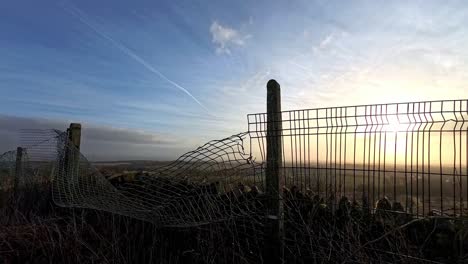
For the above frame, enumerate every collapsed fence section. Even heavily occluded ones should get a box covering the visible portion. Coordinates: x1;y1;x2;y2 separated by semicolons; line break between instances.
52;129;267;227
248;99;468;217
49;127;272;262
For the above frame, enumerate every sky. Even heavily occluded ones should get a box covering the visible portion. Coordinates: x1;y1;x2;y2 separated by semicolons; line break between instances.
1;0;468;160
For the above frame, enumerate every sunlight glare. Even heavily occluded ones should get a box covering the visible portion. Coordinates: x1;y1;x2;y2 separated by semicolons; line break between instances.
386;116;408;133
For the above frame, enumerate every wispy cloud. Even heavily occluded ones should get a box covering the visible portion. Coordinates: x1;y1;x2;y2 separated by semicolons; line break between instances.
210;21;251;55
319;33;334;48
312;31;348;54
61;1;209;112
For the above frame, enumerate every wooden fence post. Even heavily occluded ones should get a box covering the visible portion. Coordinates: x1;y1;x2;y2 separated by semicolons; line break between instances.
68;123;82;151
66;123;81;179
13;147;23;201
264;79;284;263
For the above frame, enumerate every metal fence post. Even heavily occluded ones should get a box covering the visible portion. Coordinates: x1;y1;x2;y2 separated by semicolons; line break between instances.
264;79;284;263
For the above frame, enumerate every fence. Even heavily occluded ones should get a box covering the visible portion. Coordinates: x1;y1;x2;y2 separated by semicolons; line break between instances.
249;98;468;217
1;80;468;263
0;129;65;215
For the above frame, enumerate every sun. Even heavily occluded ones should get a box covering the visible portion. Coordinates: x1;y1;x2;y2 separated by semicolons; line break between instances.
386;116;409;133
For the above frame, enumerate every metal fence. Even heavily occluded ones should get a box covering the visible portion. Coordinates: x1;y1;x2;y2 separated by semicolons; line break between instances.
248;99;468;217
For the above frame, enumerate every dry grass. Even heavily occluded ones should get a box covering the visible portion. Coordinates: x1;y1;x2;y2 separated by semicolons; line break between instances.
1;180;467;263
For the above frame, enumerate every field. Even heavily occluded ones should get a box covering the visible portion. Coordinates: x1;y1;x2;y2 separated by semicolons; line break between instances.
2;157;468;263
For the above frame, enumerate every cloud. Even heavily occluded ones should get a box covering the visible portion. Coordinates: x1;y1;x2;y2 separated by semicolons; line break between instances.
319;33;334;49
0;115;188;161
210;21;250;54
62;2;209;113
83;127;177;146
312;31;348;54
312;33;335;54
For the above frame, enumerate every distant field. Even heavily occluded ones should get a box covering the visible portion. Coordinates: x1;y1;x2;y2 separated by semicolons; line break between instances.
2;156;466;216
92;162;132;166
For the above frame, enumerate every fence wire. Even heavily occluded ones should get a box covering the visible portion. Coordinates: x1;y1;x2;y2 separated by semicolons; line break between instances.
0;129;64;214
53;131;267;227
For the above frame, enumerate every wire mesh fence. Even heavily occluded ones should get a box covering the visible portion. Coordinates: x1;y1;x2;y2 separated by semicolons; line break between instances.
51;129;270;263
0;150;16;209
53;131;267;227
248;99;468;217
244;98;468;263
0;129;65;218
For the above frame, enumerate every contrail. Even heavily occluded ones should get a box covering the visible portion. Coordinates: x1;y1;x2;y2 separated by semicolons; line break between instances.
61;2;209;112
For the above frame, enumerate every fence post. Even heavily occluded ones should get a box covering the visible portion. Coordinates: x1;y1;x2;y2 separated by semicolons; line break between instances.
13;147;23;201
68;123;82;151
264;79;284;263
66;123;81;179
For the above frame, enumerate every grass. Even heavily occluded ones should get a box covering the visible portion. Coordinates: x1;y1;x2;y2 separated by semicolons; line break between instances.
1;160;468;263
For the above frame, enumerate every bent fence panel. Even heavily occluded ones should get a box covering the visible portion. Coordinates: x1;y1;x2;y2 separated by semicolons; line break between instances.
53;131;265;227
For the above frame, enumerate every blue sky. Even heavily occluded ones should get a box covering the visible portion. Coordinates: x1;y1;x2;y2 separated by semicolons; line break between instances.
1;0;468;160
